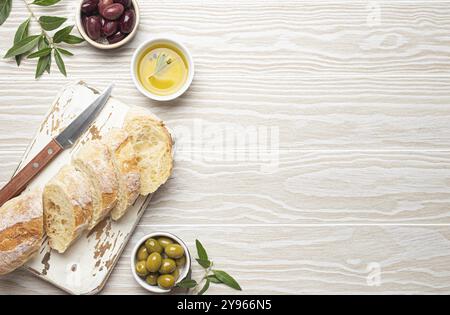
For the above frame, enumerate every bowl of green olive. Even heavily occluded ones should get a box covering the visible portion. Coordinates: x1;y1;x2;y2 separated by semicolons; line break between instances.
131;232;191;293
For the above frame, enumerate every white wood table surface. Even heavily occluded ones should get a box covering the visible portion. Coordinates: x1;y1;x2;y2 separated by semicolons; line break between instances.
1;0;450;294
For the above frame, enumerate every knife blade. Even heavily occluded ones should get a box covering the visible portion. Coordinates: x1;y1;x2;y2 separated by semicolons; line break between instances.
0;83;114;207
56;84;113;148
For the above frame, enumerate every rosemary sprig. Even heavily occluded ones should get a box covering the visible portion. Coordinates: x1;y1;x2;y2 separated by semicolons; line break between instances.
148;52;174;79
176;239;242;295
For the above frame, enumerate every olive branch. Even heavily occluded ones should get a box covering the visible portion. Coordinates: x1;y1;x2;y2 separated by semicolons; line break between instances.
176;240;242;295
0;0;84;78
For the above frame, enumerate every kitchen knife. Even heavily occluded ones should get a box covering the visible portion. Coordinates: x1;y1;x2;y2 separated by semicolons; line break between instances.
0;83;114;207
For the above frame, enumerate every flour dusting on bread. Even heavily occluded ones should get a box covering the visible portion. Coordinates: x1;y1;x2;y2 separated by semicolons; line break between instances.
0;190;43;275
124;109;173;195
103;128;141;221
1;107;174;265
43;165;93;253
73;140;118;229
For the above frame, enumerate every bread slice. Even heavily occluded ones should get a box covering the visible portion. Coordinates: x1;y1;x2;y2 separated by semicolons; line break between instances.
124;109;173;195
43;165;93;253
103;128;140;220
72;140;119;229
0;189;43;275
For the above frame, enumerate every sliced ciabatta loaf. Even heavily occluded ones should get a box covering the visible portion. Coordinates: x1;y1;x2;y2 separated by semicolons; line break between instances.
124;109;173;195
0;189;43;275
103;128;140;221
73;140;119;229
43;165;93;253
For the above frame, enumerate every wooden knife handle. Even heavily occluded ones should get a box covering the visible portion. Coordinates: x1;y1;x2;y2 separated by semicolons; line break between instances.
0;139;62;207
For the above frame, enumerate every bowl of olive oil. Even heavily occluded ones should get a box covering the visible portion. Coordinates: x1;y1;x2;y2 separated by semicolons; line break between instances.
131;38;194;101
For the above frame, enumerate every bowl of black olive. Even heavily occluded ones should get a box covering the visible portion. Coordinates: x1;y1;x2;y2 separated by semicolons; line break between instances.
131;232;191;293
76;0;140;49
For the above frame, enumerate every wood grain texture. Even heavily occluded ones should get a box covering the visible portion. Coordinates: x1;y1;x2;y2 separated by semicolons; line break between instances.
144;151;450;225
1;225;450;294
1;0;450;294
3;1;450;76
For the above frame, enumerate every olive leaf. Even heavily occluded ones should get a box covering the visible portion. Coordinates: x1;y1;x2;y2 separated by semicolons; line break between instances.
45;53;52;74
56;47;73;56
38;35;48;49
212;270;242;291
206;275;222;284
196;239;208;261
54;49;66;76
53;25;73;43
32;0;61;6
13;18;30;66
28;48;52;59
0;0;12;26
39;16;66;31
176;279;197;289
38;36;51;73
184;239;242;295
196;259;211;269
1;0;81;79
35;52;51;78
14;19;30;44
4;35;40;58
197;279;210;295
61;34;84;44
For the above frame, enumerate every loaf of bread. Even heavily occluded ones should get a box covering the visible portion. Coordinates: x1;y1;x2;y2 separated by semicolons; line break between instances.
104;129;140;221
73;140;119;229
43;165;93;253
0;189;43;275
124;110;173;195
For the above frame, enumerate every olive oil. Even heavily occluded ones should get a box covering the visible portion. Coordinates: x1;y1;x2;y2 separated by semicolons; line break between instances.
137;43;189;97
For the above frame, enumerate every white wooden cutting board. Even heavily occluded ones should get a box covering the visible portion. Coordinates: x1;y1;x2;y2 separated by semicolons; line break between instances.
16;81;163;295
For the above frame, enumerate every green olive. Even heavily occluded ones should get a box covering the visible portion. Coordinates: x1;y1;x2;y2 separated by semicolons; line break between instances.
171;268;180;281
176;256;186;267
157;237;173;248
135;260;148;277
137;246;149;261
146;252;162;273
145;238;163;254
165;244;184;259
159;258;176;274
157;274;175;289
145;273;158;286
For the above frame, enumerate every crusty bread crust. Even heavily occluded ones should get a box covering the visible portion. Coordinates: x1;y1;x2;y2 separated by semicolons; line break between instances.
124;109;173;195
73;140;118;229
43;165;93;253
104;129;141;221
0;190;43;275
0;108;174;261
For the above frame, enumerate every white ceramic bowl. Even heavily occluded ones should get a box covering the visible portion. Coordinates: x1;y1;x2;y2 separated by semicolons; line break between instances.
75;0;140;50
130;232;191;293
131;37;195;101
